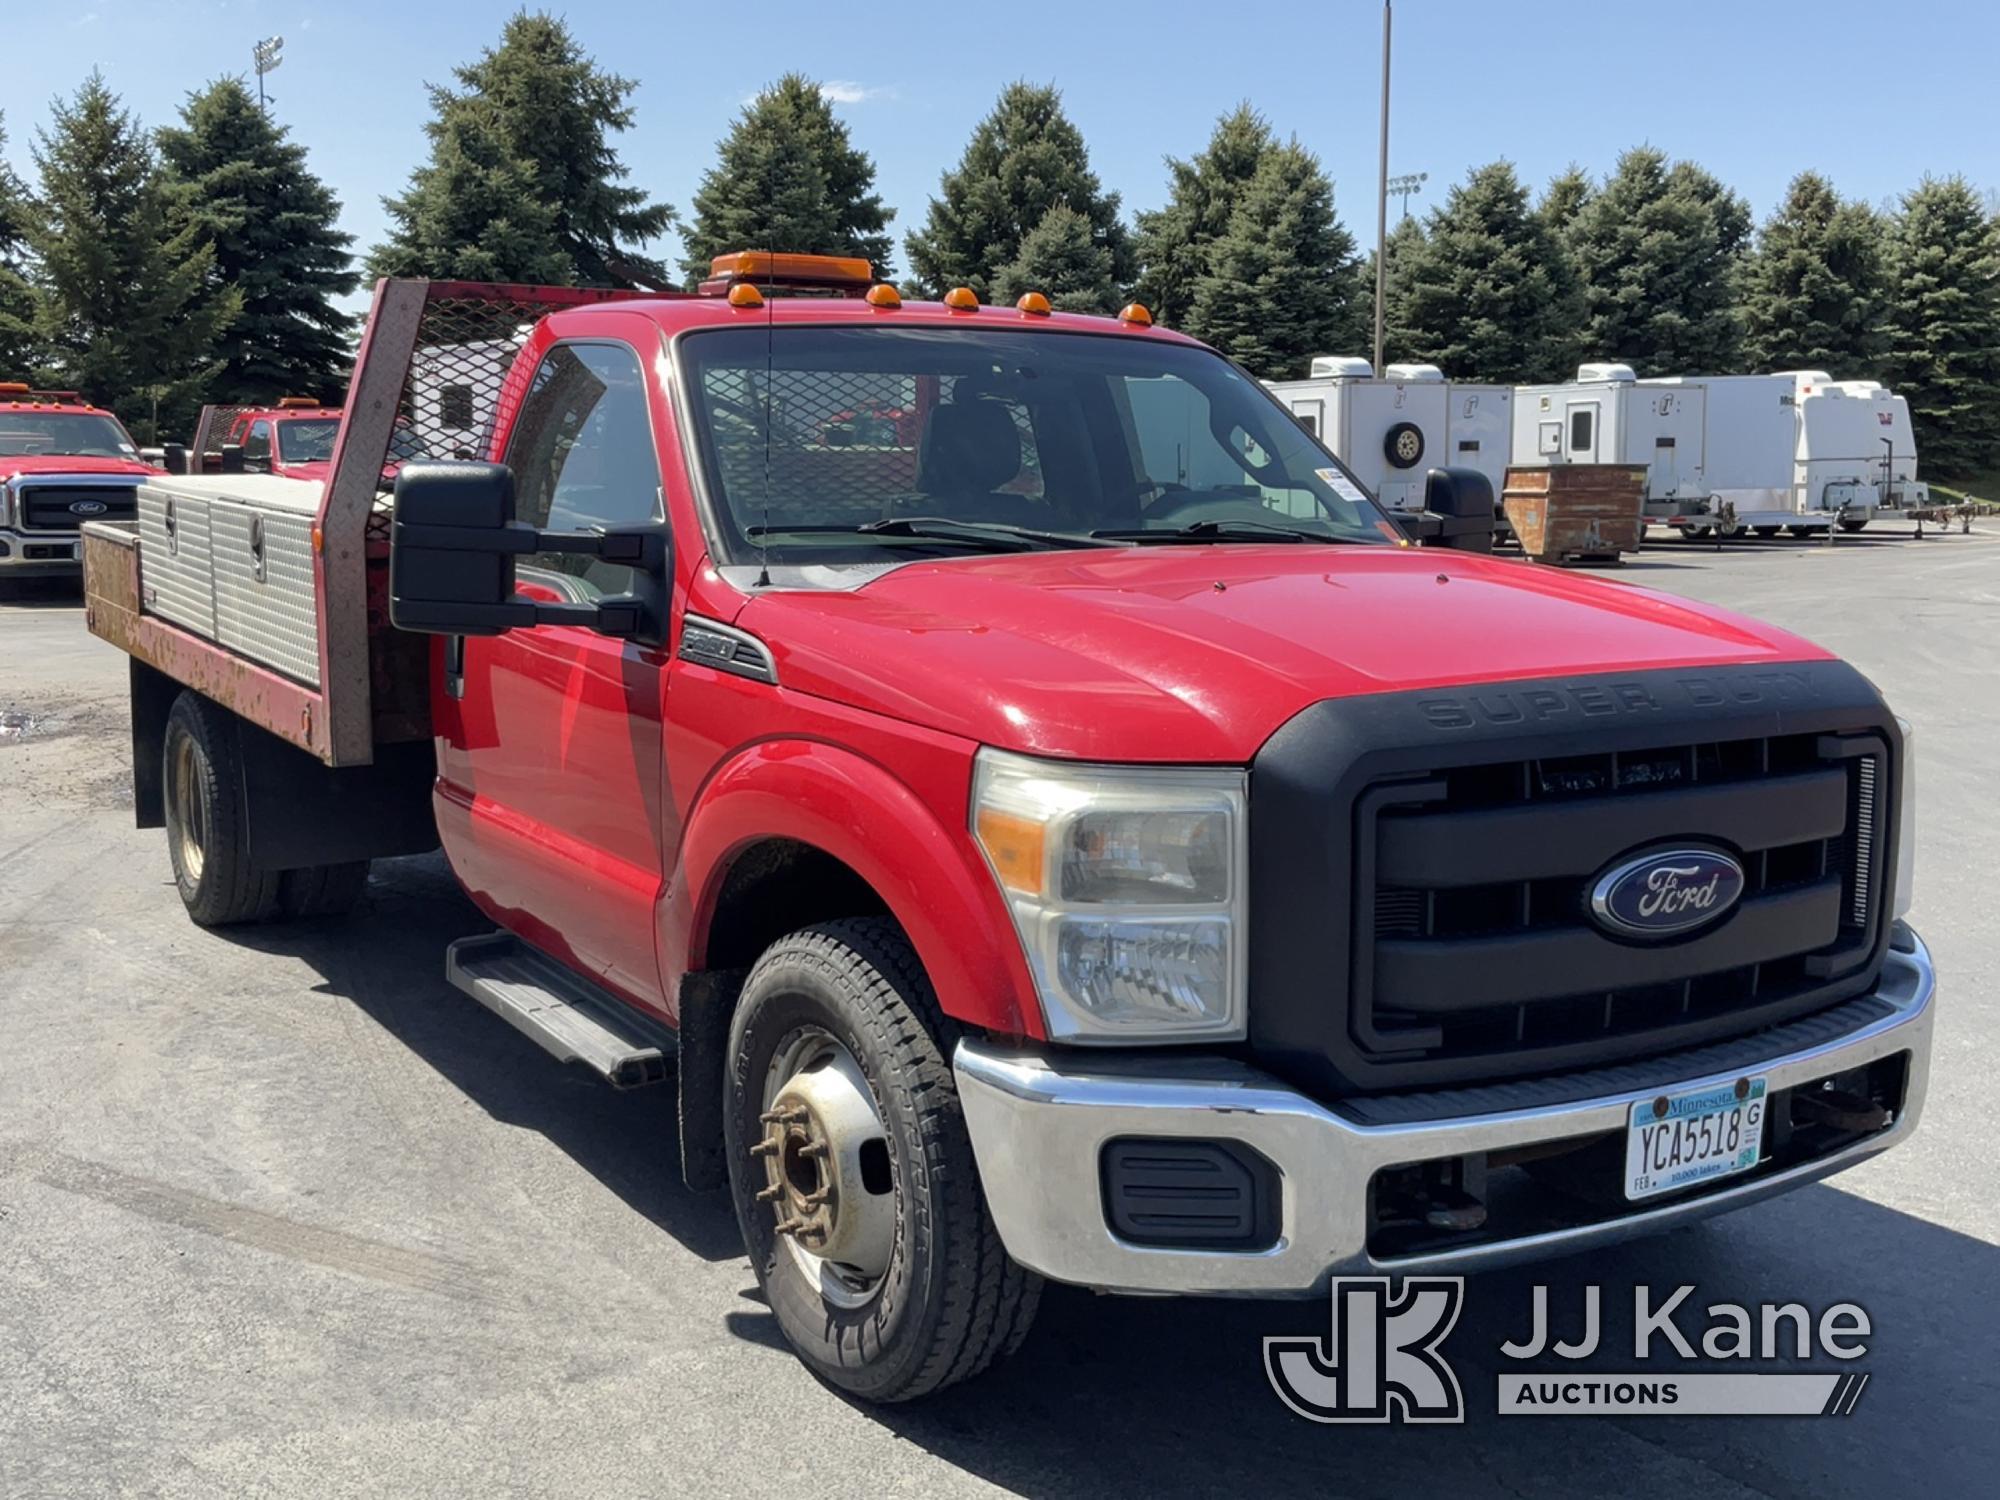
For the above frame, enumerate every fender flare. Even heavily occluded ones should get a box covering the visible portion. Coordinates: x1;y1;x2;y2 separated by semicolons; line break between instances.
663;739;1043;1040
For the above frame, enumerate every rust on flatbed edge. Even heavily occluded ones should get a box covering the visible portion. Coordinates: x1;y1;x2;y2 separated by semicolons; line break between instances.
81;524;331;760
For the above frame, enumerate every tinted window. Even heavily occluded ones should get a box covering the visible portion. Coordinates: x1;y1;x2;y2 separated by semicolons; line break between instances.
503;342;662;601
681;327;1387;566
243;421;273;470
1569;409;1594;452
276;418;340;462
0;412;135;458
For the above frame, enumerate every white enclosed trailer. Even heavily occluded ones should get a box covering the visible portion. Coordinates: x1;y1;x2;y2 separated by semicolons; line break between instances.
1783;374;1925;530
1444;383;1513;500
1510;365;1710;520
1266;358;1450;514
1641;374;1807;535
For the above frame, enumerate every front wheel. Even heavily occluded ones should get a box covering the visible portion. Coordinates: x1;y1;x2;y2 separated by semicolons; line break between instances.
1839;517;1869;533
723;919;1041;1401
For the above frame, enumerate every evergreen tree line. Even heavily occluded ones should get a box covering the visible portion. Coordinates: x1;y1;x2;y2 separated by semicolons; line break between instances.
2;11;1996;477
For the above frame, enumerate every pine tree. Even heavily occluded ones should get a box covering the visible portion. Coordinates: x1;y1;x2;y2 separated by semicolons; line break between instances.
904;82;1132;301
992;205;1118;311
157;78;356;404
0;113;41;377
1385;161;1585;384
1538;165;1594;240
1738;172;1890;377
1184;142;1363;379
371;11;672;286
1373;213;1429;363
1132;105;1275;329
680;75;895;286
1566;146;1751;372
1882;176;2000;481
29;74;238;441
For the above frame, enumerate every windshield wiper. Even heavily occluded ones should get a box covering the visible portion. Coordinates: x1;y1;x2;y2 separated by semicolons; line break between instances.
747;516;1117;551
1091;518;1370;545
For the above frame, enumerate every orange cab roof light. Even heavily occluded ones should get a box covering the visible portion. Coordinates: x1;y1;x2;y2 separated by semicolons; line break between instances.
701;251;876;298
0;381;30;393
277;396;324;409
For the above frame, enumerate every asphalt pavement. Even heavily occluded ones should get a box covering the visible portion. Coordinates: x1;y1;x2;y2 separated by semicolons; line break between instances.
2;523;1995;1499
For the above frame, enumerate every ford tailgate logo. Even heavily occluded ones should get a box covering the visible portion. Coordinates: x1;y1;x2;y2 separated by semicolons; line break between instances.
1590;847;1745;939
69;499;109;516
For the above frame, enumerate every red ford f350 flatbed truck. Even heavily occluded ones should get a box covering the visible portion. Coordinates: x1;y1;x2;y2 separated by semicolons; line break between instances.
80;256;1932;1401
1;384;156;580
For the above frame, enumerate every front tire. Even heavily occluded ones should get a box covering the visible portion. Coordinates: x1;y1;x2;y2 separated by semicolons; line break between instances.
1839;517;1869;533
723;919;1041;1401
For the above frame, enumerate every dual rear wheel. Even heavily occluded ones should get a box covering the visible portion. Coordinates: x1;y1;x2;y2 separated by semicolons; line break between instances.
162;692;371;926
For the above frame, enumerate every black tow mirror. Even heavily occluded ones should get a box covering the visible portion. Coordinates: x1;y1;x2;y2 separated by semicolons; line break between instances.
161;443;190;475
1397;467;1496;552
389;461;670;645
218;443;246;475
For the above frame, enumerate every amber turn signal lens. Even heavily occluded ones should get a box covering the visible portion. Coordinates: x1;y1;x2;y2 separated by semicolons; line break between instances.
1117;302;1153;327
865;283;902;308
975;806;1046;895
727;283;765;309
1015;291;1052;316
943;286;979;311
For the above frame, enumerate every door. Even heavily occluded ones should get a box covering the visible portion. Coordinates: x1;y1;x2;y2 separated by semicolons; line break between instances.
1287;398;1324;439
1565;402;1600;464
242;420;273;474
434;335;674;1007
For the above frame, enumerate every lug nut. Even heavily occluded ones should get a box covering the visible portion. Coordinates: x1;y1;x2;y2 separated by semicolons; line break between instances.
749;1139;778;1158
755;1183;784;1203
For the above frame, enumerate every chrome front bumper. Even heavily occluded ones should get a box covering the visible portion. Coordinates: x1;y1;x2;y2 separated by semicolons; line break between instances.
955;927;1936;1296
0;529;83;574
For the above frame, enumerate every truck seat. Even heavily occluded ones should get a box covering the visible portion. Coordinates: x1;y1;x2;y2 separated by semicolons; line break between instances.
916;401;1033;523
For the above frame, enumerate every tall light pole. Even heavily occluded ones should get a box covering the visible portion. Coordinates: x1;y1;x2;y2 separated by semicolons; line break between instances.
1388;171;1427;221
1372;1;1392;376
252;35;285;114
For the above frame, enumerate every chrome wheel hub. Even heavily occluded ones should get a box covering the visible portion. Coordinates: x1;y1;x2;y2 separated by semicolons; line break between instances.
755;1032;895;1307
170;735;207;884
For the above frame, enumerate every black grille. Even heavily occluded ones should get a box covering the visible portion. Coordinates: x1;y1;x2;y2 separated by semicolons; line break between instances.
1246;661;1903;1095
19;484;140;532
1358;731;1888;1074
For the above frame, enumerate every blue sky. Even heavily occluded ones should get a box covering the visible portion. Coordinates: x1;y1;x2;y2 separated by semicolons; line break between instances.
5;0;1998;299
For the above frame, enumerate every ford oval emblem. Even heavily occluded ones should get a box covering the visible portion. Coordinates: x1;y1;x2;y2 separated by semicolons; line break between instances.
1589;846;1745;940
69;499;109;516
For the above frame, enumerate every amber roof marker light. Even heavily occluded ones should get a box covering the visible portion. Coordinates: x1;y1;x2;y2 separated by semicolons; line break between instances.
1015;292;1052;317
1118;302;1154;327
865;283;902;309
727;283;765;309
943;287;979;312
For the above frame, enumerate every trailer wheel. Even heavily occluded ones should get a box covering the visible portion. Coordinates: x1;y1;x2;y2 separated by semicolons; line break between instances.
1839;517;1869;533
724;918;1041;1402
162;693;281;927
1383;421;1425;469
278;860;372;919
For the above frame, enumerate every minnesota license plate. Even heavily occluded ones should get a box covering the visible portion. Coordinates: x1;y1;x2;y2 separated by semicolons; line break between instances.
1624;1077;1767;1201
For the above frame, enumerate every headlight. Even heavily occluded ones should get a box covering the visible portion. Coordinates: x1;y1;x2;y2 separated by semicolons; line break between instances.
1894;718;1915;919
971;748;1247;1042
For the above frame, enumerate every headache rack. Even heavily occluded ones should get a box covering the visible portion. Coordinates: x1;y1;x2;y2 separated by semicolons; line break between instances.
82;278;655;766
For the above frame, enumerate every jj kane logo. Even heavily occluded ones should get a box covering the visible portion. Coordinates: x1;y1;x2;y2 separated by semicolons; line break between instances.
1264;1277;1465;1423
1265;1280;1874;1423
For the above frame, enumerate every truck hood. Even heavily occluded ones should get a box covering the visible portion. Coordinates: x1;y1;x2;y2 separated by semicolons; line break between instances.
741;546;1834;763
1;455;155;479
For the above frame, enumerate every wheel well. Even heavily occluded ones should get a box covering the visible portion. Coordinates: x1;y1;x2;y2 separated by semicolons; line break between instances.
701;838;891;971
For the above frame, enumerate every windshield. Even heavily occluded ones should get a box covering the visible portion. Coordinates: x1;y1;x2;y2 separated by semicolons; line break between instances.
276;418;340;462
679;326;1391;565
0;412;137;459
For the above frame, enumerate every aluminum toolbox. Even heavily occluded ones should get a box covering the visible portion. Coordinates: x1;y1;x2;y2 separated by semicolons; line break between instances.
134;475;327;686
136;484;217;639
211;500;321;686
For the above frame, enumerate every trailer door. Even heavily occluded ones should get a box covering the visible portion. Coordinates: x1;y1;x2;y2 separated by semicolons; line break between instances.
1565;401;1601;463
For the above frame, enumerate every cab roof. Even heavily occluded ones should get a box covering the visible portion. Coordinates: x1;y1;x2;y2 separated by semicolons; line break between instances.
0;383;108;415
554;294;1204;345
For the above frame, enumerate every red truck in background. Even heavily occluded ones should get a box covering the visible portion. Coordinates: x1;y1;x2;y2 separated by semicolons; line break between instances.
0;384;155;580
80;256;1933;1401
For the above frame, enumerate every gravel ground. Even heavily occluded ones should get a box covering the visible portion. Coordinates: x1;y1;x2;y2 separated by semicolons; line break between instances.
2;523;1995;1499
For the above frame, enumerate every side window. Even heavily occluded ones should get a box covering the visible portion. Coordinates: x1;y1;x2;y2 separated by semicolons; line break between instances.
243;421;272;471
504;343;664;602
1568;408;1594;452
